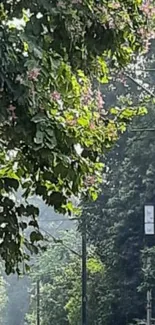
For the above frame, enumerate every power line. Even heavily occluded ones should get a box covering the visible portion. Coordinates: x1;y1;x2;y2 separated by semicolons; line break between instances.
121;71;155;147
130;114;155;145
131;128;155;132
40;226;81;257
39;218;77;222
37;280;40;325
133;69;155;72
124;71;155;98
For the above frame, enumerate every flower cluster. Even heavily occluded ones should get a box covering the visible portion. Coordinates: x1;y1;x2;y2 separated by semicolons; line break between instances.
27;68;40;81
82;87;93;105
66;119;77;126
84;175;96;187
139;26;155;53
8;104;17;121
51;91;61;101
141;1;155;18
112;3;121;9
96;90;104;110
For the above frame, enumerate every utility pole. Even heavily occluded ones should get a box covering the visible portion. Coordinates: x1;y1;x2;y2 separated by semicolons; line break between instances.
147;286;152;325
144;205;154;325
37;280;40;325
147;256;152;325
82;215;87;325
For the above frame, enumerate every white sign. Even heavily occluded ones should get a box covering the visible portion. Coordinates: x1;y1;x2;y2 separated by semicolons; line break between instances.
144;205;154;235
145;223;154;235
144;205;154;223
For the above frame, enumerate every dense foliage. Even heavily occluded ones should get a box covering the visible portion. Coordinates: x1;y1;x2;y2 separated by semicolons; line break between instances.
25;96;155;325
25;229;105;325
2;66;155;323
85;87;155;323
0;0;154;272
25;230;81;325
0;25;154;325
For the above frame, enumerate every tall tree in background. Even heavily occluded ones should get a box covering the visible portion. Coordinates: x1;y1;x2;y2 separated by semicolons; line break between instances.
25;230;81;325
0;275;7;324
85;71;155;324
0;0;154;272
25;229;105;325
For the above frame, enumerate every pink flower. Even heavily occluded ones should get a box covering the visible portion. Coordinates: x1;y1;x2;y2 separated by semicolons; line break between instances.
82;87;93;105
27;68;40;81
141;1;150;15
112;3;121;9
8;105;17;122
8;105;16;112
118;73;127;86
141;1;155;17
139;26;155;52
84;175;96;187
66;119;77;126
139;27;147;37
90;122;95;130
51;91;61;101
96;90;104;110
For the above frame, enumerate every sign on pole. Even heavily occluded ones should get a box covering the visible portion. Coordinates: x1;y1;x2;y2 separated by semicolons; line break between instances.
144;205;154;235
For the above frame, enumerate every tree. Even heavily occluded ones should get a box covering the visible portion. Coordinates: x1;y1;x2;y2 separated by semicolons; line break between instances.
25;230;81;325
25;36;155;325
72;37;155;324
25;93;155;325
65;256;106;325
26;229;105;325
85;105;155;323
0;0;154;273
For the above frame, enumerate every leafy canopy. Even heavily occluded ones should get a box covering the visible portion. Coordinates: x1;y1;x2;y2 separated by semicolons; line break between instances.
0;0;154;273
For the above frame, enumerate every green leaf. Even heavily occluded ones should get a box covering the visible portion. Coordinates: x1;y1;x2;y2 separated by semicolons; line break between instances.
3;197;15;208
19;222;27;230
29;220;39;228
3;178;19;191
30;231;44;243
31;113;46;123
91;191;98;201
45;140;57;149
45;128;55;137
77;117;89;127
26;205;39;216
110;107;120;115
34;130;44;144
87;258;104;273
